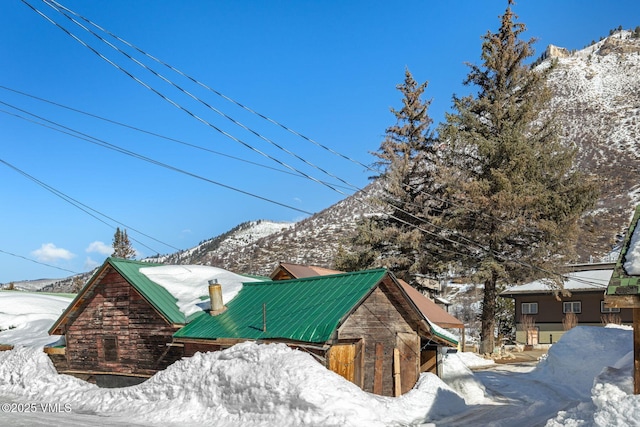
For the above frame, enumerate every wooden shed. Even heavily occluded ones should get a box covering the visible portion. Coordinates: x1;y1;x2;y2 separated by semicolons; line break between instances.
270;262;465;352
174;268;457;396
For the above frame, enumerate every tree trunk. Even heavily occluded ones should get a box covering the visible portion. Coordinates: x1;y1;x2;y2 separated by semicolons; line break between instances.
479;272;498;354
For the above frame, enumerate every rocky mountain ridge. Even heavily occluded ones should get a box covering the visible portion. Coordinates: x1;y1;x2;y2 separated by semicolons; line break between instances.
544;30;640;257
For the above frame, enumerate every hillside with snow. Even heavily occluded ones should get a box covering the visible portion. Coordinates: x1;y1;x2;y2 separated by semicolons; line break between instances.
543;30;640;257
148;183;379;277
145;219;295;267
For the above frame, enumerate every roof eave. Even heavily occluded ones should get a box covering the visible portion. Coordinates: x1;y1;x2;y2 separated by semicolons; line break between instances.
48;259;113;335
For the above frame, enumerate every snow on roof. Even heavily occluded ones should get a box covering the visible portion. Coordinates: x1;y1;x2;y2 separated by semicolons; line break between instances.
140;265;263;318
435;296;451;305
427;319;460;345
623;218;640;275
503;269;613;294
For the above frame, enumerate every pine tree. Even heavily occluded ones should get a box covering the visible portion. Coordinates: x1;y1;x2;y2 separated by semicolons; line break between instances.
336;69;448;284
112;227;136;259
72;275;84;293
438;1;598;354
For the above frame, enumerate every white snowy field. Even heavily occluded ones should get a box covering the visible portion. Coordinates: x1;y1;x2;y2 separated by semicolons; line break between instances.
0;290;639;426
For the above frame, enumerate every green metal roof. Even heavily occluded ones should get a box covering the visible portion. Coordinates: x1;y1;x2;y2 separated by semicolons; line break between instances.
174;268;388;343
607;206;640;296
106;258;198;324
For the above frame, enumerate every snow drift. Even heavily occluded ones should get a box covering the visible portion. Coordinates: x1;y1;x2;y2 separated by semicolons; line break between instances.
0;342;466;426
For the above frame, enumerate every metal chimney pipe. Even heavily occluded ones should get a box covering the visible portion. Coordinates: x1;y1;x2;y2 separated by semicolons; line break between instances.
208;279;226;315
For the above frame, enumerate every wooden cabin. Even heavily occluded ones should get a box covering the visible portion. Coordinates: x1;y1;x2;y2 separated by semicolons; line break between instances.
46;257;259;387
174;268;458;396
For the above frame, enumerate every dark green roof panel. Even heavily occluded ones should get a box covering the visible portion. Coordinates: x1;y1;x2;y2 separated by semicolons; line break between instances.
174;269;388;343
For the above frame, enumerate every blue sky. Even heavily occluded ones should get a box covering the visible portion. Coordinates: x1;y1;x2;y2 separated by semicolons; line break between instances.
1;0;639;283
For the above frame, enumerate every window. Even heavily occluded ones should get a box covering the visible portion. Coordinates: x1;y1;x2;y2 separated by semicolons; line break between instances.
563;301;581;314
601;301;620;313
103;337;118;362
522;302;538;315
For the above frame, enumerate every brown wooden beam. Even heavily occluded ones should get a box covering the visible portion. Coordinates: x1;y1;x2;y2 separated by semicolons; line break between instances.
393;348;401;397
60;370;152;378
604;295;640;309
373;343;384;395
420;357;437;373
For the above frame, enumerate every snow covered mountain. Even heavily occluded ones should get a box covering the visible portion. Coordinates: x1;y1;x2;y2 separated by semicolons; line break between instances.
542;30;640;257
152;184;379;277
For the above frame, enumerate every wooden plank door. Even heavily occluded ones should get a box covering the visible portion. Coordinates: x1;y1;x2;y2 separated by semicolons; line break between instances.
328;342;356;383
396;332;420;395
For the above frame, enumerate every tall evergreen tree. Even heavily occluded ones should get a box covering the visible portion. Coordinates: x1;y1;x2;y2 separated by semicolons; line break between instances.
336;69;448;285
112;227;136;259
438;1;598;354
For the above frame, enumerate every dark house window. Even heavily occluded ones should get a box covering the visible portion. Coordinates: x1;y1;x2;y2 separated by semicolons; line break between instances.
563;301;581;314
103;337;118;362
601;301;620;313
522;302;538;315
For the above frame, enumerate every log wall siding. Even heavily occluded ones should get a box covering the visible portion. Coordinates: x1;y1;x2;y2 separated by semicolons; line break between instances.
338;286;418;396
64;268;183;376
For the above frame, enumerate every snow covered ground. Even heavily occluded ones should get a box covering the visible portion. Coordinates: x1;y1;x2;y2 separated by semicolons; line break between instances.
0;290;639;426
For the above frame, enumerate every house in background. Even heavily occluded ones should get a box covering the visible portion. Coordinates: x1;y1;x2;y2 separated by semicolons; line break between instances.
269;262;341;281
174;268;458;397
46;257;261;387
501;262;632;346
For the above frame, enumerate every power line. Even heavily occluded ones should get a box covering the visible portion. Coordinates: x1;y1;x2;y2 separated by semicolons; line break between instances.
0;248;78;276
0;85;353;191
0;102;314;216
11;1;482;267
44;0;373;176
26;0;506;233
27;0;357;197
39;0;508;228
0;157;178;255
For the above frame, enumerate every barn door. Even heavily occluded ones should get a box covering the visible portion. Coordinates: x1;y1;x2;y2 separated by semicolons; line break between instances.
328;340;362;387
396;332;420;395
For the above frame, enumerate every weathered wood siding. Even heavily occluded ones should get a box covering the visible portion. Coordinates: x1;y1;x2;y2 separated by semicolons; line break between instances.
338;286;419;396
64;267;183;376
183;342;227;357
